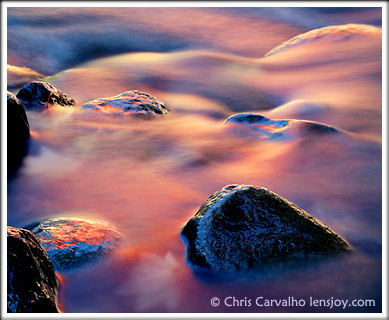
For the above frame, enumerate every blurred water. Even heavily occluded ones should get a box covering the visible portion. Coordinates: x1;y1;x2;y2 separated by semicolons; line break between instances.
7;7;382;313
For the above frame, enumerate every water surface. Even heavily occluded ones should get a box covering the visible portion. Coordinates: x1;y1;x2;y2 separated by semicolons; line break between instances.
7;6;382;313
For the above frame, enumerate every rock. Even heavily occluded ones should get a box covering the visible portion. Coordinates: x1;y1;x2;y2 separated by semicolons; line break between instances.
81;90;170;118
7;91;30;176
182;184;352;271
7;226;59;313
265;24;381;57
26;217;122;271
16;81;75;110
222;113;338;140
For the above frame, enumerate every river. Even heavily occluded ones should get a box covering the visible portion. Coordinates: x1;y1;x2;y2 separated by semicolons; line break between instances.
6;5;382;313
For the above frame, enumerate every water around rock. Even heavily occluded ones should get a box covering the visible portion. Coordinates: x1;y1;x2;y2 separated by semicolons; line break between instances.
26;217;122;271
7;226;59;313
16;81;75;110
7;64;44;90
182;184;352;271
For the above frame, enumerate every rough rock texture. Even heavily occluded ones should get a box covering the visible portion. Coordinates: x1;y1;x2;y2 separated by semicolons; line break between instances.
26;217;122;271
265;24;380;57
81;90;170;118
7;91;30;176
182;184;352;270
223;113;338;140
16;81;75;110
7;226;59;313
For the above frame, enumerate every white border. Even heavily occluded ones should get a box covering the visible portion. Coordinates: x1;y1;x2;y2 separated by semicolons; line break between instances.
1;1;8;318
1;0;388;8
381;0;388;319
1;1;387;319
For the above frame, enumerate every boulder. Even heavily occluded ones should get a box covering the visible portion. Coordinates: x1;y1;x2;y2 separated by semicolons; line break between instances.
7;226;59;313
16;81;75;110
182;184;352;271
26;217;122;271
222;113;338;140
81;90;170;118
7;91;30;176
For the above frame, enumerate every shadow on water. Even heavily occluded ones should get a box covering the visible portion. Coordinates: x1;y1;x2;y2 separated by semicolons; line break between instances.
188;251;382;313
189;252;354;284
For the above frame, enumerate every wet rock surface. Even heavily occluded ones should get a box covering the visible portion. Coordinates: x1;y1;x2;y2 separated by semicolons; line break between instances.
26;217;122;271
182;184;352;271
7;91;30;176
16;81;75;110
7;226;59;313
81;90;170;118
223;113;338;140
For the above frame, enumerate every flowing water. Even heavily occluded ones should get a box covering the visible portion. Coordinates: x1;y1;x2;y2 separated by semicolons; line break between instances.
6;6;382;313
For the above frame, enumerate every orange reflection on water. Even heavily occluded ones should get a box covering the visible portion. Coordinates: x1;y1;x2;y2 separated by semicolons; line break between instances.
55;273;66;313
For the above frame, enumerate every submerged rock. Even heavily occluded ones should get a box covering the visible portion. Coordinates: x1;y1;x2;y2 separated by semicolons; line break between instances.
223;113;338;140
7;226;59;313
81;90;170;118
7;91;30;176
7;65;44;90
182;184;352;270
16;81;75;110
265;24;380;57
26;217;122;271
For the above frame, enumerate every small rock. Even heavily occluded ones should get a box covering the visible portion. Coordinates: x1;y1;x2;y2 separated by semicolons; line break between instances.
182;184;352;271
16;81;75;110
7;91;30;176
223;113;338;140
7;226;59;313
26;217;122;271
81;90;170;118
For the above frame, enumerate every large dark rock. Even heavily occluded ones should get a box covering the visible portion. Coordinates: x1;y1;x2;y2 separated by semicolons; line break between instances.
222;113;338;140
7;91;30;176
81;90;170;118
182;184;352;271
16;81;75;110
7;226;59;313
26;217;122;271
